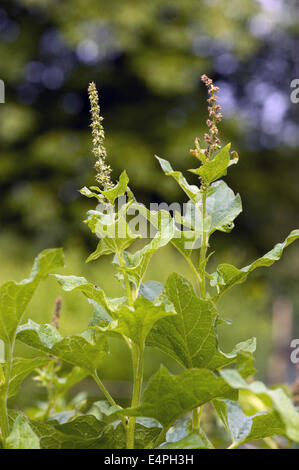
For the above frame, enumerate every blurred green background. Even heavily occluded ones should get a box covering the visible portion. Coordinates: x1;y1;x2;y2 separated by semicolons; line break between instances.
1;0;299;404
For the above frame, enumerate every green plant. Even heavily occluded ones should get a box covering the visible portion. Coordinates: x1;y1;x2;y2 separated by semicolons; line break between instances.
0;76;299;450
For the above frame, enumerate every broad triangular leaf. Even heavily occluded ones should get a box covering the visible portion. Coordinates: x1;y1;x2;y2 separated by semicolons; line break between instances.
80;171;130;205
220;369;299;444
85;202;140;262
155;155;201;202
211;230;299;300
96;421;161;449
100;170;129;204
0;248;64;344
139;281;164;302
147;273;255;370
189;143;236;184
54;274;125;318
122;366;235;428
181;181;242;236
162;418;211;449
6;415;40;449
112;297;174;346
213;399;284;447
161;432;207;449
119;205;175;291
17;320;107;373
30;415;105;449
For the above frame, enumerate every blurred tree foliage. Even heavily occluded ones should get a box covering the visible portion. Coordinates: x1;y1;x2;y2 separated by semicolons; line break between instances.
0;0;298;258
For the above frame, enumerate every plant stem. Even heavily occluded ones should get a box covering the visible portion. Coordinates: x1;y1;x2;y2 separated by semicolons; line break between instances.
152;426;168;449
199;190;208;299
192;406;202;433
126;343;144;449
0;341;14;447
0;391;9;447
117;251;133;306
92;370;121;409
227;441;239;449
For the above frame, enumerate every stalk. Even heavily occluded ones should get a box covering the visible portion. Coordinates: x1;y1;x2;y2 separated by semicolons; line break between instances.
117;251;133;306
92;371;127;428
0;391;9;446
117;250;145;448
198;189;208;299
92;371;121;409
191;187;208;432
192;407;202;432
126;343;144;449
227;441;239;449
0;341;14;446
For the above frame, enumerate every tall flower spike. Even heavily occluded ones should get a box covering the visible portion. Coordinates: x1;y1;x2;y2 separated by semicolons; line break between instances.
88;82;113;190
201;74;222;159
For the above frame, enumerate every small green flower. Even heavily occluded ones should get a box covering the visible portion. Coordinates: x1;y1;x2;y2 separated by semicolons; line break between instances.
88;82;113;190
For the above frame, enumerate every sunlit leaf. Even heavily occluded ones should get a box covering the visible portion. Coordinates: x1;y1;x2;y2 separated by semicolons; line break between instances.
6;415;40;449
155;155;201;202
0;248;64;344
122;366;235;428
213;399;284;447
54;274;125;318
211;230;299;300
220;369;299;444
148;273;255;370
112;297;174;346
188;144;234;184
17;320;107;373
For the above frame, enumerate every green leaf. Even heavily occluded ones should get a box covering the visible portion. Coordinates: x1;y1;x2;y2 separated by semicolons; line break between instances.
162;433;207;449
95;421;161;449
85;201;140;262
211;229;299;300
188;144;234;184
147;273;255;371
171;229;201;259
0;248;64;344
30;415;105;449
161;419;210;449
119;206;175;291
174;181;241;239
52;415;105;438
139;281;164;301
100;170;130;204
17;320;107;373
220;369;299;444
79;186;103;202
54;274;125;318
80;171;130;205
122;366;234;428
6;415;40;449
155;155;201;202
213;399;284;447
8;357;48;398
104;297;174;346
31;414;160;449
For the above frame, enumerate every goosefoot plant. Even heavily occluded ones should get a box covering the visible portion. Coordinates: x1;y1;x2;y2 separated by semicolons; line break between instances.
1;76;299;450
